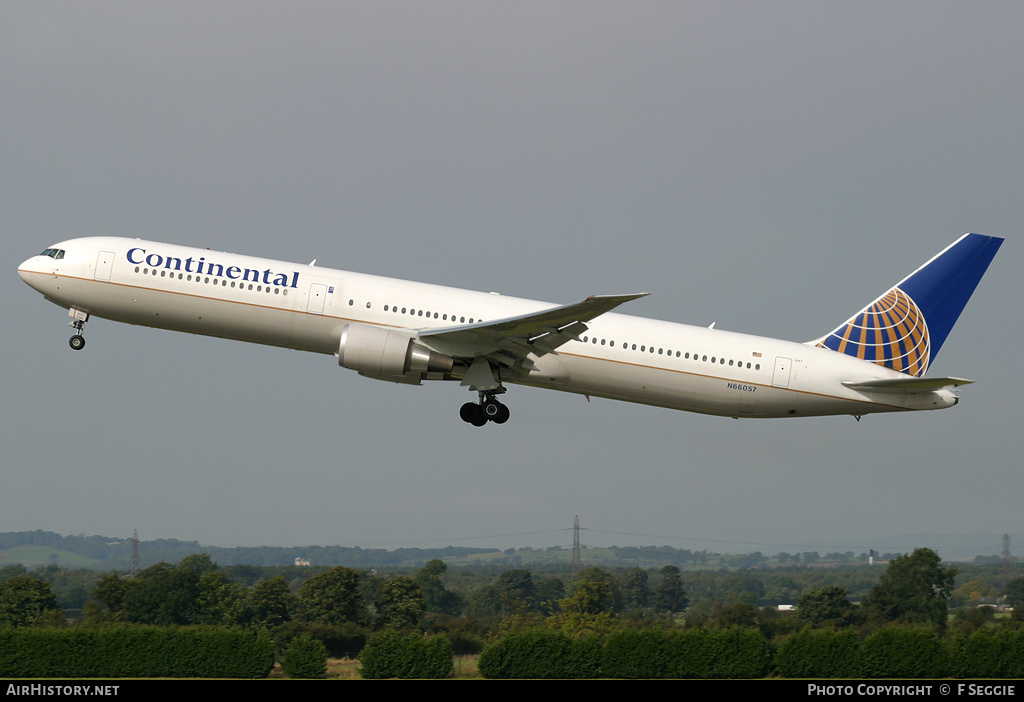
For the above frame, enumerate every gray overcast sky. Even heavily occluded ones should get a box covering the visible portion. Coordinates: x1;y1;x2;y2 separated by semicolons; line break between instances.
3;2;1021;560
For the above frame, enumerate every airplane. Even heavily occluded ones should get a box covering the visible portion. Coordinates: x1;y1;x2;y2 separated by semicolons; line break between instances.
18;232;1001;426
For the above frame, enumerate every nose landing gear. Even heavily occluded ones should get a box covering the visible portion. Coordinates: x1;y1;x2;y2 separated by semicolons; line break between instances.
67;309;89;351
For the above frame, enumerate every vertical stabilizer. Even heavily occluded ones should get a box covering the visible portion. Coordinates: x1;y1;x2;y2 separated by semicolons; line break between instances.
811;233;1003;376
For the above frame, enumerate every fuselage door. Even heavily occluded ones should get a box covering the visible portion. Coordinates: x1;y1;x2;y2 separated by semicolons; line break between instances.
94;251;115;281
772;356;792;388
307;283;327;314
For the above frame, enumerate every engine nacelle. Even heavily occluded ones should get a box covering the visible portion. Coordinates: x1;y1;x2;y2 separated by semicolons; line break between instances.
337;324;453;377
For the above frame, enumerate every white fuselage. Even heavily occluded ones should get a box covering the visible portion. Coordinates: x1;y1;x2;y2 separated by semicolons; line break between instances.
18;237;959;419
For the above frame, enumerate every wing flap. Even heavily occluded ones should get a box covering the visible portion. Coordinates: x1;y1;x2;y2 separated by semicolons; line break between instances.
417;293;648;364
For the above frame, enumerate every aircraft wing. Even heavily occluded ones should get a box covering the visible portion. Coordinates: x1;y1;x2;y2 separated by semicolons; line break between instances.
841;377;973;394
416;293;648;369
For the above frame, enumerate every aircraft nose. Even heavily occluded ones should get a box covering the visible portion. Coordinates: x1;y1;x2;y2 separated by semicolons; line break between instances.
17;258;34;282
18;255;47;289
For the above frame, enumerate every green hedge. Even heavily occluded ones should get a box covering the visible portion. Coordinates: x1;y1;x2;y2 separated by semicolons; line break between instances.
9;623;1024;679
776;626;1024;679
774;627;861;679
477;630;602;679
778;626;948;679
0;626;274;678
358;631;453;679
480;628;766;680
601;628;768;679
953;629;1024;678
855;626;949;678
481;626;1024;679
281;633;328;679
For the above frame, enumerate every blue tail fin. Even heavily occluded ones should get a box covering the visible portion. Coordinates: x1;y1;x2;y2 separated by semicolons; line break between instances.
812;233;1003;376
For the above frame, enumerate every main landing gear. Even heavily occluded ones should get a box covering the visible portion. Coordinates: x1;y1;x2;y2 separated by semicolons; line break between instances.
460;390;511;427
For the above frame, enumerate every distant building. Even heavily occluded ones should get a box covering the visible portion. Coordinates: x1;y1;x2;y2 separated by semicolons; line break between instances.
294;557;311;566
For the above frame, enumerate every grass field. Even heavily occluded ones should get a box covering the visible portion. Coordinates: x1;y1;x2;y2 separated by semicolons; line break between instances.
279;656;482;680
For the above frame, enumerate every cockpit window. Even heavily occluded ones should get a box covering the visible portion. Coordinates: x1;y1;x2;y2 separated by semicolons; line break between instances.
40;248;65;259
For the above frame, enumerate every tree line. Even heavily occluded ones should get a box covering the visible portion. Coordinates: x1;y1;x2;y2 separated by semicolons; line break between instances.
3;546;1024;675
3;529;969;571
0;529;501;570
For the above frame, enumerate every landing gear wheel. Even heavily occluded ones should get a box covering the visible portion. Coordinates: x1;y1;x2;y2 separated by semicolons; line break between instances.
460;402;487;427
69;334;85;351
483;399;510;424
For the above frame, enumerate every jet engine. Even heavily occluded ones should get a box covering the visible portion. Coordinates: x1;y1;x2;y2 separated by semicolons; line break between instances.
337;324;454;378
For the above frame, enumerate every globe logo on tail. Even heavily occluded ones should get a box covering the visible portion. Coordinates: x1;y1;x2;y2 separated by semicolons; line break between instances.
815;287;930;376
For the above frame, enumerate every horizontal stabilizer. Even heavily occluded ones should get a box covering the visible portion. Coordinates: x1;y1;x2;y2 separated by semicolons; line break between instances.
842;376;973;394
